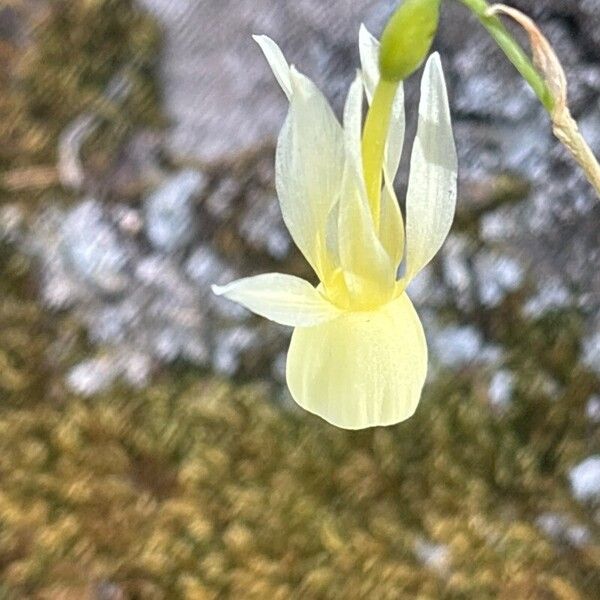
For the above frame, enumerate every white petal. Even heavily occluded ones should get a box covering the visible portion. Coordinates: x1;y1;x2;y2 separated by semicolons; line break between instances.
212;273;341;327
286;292;427;429
379;179;404;269
253;35;292;99
358;24;379;103
405;53;457;282
378;89;406;267
384;85;405;183
276;68;345;283
343;71;367;194
254;35;346;284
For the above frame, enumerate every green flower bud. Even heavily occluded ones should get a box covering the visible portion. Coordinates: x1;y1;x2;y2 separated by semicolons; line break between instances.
379;0;441;82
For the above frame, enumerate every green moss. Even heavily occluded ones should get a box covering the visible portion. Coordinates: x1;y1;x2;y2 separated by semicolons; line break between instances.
0;0;162;203
0;374;597;598
0;243;50;400
0;283;598;599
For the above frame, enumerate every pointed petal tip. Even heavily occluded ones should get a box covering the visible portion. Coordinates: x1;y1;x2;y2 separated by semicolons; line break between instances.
423;52;450;90
358;23;380;103
211;283;226;296
252;33;273;45
425;51;442;71
358;22;376;43
253;34;293;99
252;33;273;51
211;273;342;327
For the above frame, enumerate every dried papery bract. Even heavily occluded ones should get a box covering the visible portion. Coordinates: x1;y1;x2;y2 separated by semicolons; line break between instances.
486;5;566;110
483;3;600;197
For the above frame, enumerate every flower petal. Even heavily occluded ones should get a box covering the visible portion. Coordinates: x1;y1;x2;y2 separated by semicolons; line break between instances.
212;273;341;327
253;35;292;99
383;84;405;184
276;67;346;283
379;178;404;270
286;292;428;429
405;53;457;282
359;24;380;103
343;71;367;194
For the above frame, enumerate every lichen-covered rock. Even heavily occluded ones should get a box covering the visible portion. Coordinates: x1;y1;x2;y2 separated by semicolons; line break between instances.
60;199;133;295
2;0;599;394
144;170;206;253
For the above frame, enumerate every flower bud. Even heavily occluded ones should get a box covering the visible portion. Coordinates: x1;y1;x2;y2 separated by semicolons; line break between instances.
379;0;441;82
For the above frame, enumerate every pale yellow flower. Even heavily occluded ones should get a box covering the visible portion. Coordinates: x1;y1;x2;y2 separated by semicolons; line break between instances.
213;26;457;429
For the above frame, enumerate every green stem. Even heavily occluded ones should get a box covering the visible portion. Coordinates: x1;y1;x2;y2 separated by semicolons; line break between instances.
361;79;398;228
458;0;554;112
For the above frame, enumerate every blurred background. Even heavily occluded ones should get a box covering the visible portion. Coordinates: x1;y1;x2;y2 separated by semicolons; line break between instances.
0;0;599;597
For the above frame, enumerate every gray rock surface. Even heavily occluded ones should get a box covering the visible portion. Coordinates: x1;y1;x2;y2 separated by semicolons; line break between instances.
569;456;600;503
136;0;396;162
3;0;599;392
144;170;206;252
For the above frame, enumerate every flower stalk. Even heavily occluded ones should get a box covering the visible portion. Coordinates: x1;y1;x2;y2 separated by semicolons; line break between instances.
458;0;553;111
362;0;442;225
361;78;397;226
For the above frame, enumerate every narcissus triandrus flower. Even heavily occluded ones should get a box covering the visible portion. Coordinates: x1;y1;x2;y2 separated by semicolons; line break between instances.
213;26;457;429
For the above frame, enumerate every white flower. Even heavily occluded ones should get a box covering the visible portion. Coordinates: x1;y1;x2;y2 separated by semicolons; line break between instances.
213;26;457;429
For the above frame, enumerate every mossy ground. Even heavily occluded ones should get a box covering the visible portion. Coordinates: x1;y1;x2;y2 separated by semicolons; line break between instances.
1;238;599;599
0;0;162;204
